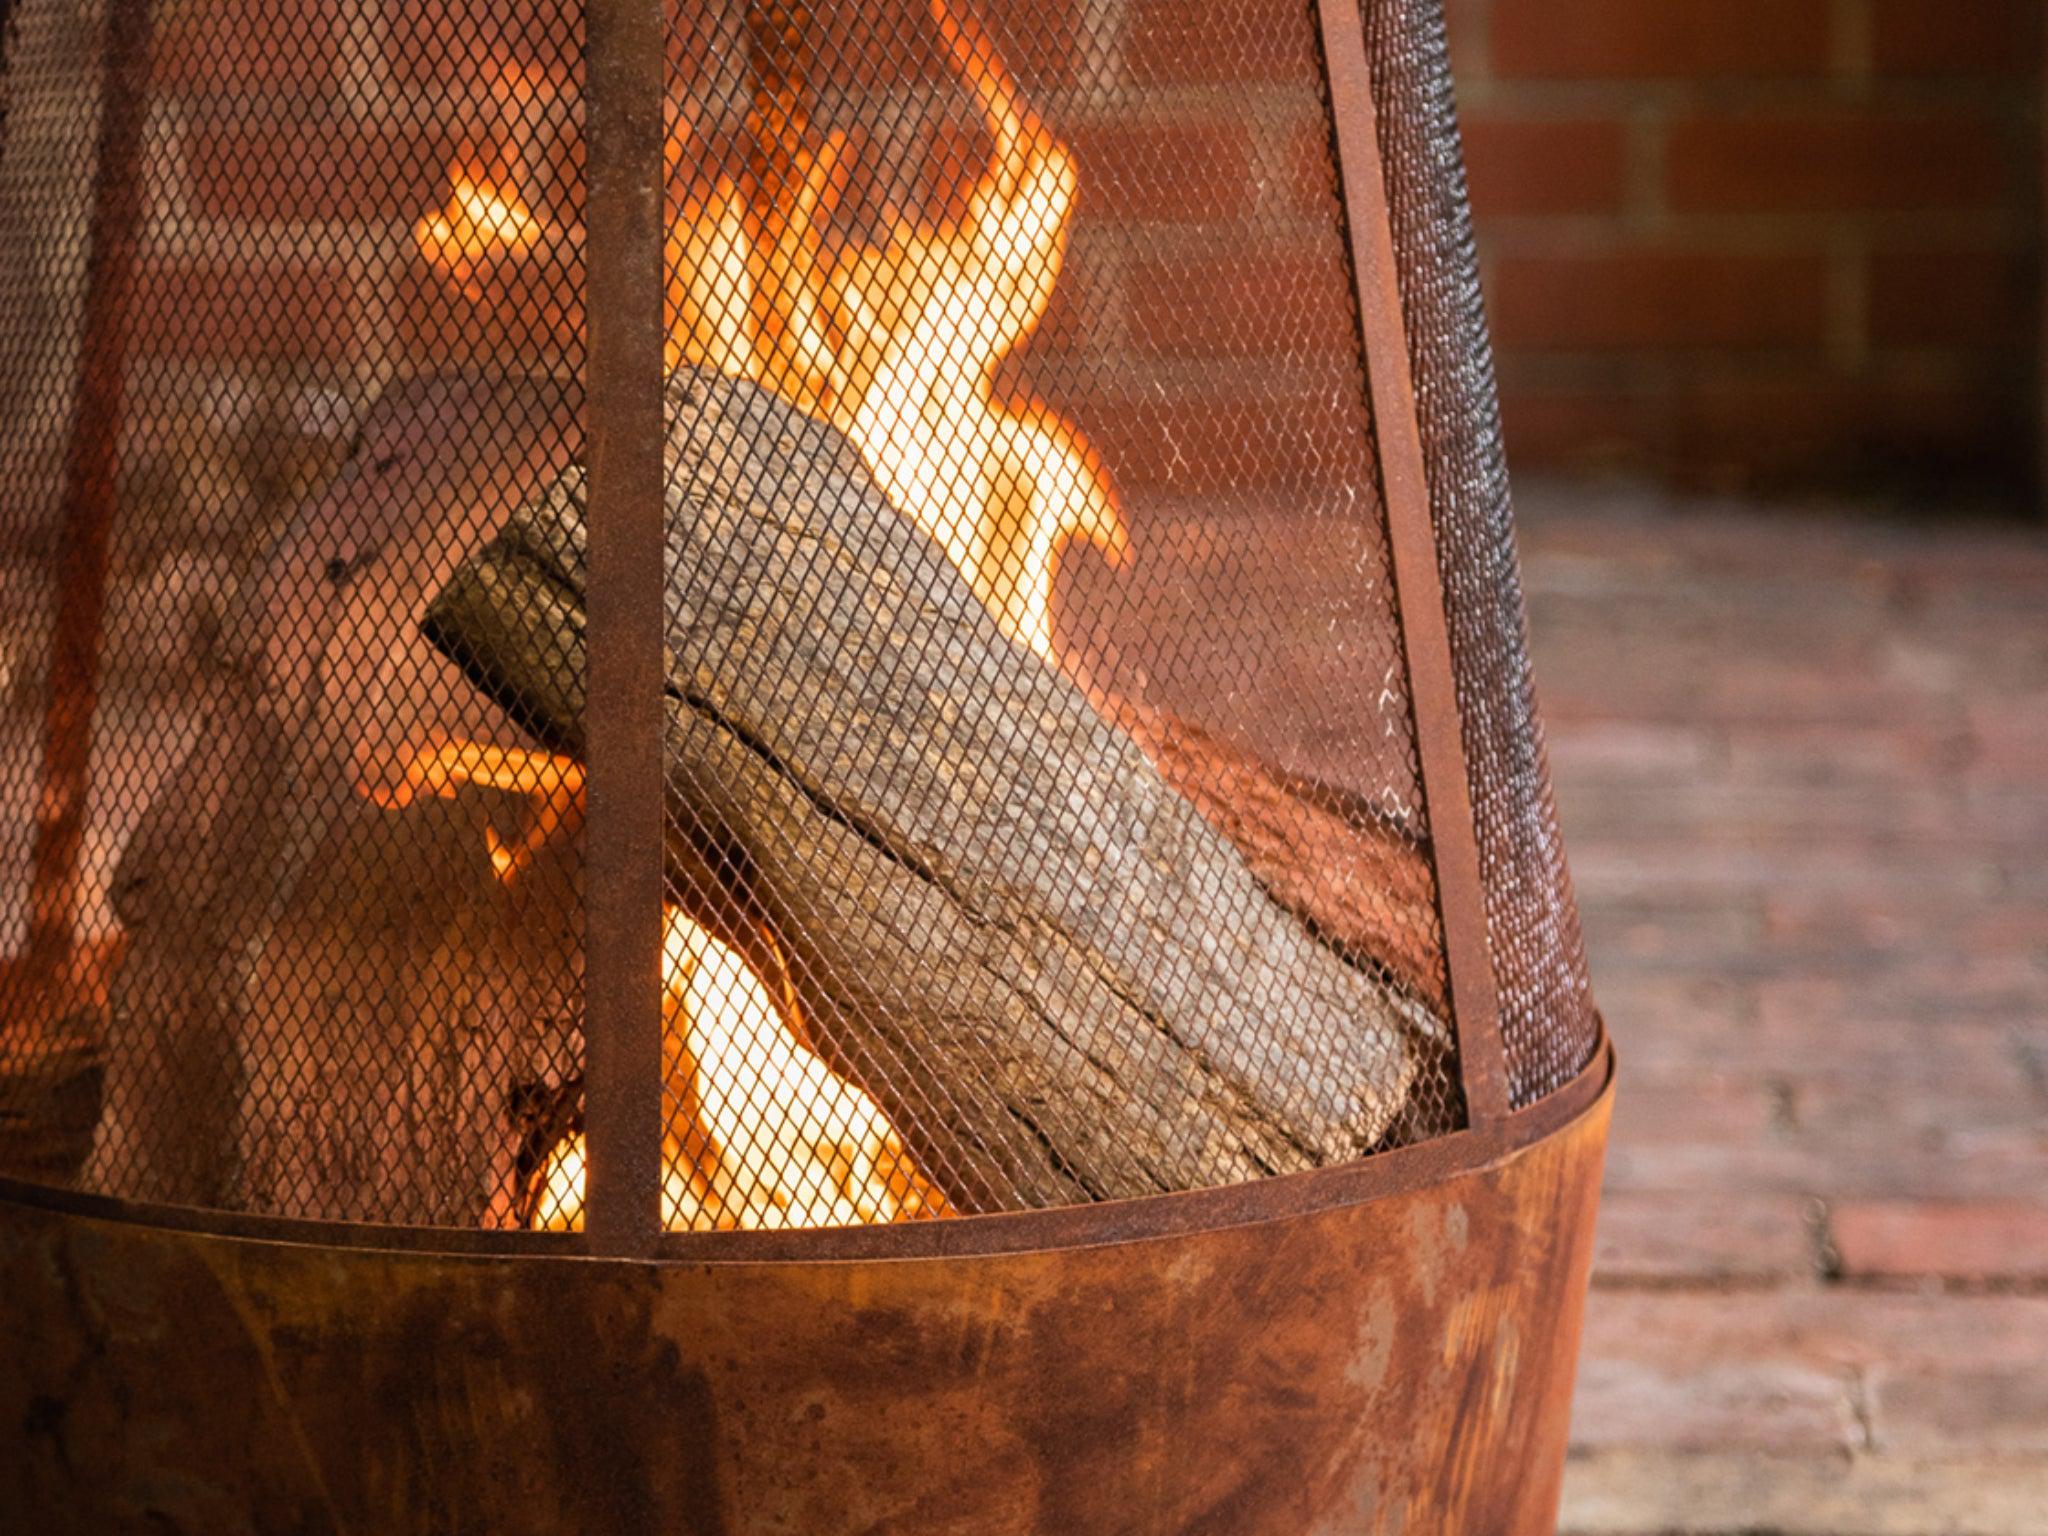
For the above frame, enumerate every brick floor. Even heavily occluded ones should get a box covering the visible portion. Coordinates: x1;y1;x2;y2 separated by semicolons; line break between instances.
1520;485;2048;1536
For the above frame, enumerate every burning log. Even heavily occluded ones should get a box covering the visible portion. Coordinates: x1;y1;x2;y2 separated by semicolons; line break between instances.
424;367;1439;1211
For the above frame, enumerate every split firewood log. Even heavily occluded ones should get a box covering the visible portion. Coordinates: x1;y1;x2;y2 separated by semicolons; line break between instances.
1102;695;1447;1019
0;938;121;1183
423;366;1442;1212
90;375;584;1216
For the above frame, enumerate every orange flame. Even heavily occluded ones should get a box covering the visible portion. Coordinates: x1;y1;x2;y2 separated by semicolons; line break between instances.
415;0;1126;662
361;742;949;1231
413;63;549;298
359;740;580;882
414;179;541;292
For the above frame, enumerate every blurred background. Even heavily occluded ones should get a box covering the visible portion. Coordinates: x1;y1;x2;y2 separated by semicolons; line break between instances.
1453;0;2042;504
1447;3;2048;1530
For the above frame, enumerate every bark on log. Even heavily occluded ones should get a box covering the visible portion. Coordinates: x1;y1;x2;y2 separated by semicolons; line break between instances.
424;367;1437;1211
1103;696;1448;1018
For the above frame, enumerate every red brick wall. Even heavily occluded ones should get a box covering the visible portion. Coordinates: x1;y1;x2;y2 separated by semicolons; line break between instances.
1449;0;2044;495
129;0;2043;505
132;0;1370;509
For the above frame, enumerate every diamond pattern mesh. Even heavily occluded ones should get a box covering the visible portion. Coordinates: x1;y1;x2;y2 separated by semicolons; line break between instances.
1362;0;1602;1106
0;0;587;1225
0;0;1583;1233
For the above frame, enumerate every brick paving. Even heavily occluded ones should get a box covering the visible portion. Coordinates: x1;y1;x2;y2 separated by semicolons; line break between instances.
1518;486;2048;1535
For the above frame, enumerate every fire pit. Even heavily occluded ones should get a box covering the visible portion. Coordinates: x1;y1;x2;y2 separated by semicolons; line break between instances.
0;0;1610;1528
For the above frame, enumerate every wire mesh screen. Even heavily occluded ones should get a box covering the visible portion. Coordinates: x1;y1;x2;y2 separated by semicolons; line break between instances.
655;0;1456;1226
0;0;587;1225
0;0;1591;1235
1363;0;1601;1106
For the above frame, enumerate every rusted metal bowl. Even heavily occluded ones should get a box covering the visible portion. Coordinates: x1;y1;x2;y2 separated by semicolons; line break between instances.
0;1038;1609;1535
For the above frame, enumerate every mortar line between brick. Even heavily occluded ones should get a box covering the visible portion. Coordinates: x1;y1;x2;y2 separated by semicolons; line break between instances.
1825;229;1870;372
1848;1365;1879;1454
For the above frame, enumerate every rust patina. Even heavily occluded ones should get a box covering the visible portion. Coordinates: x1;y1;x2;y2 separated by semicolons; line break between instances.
0;1046;1609;1535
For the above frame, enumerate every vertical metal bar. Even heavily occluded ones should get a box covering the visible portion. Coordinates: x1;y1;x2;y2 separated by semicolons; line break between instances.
1315;0;1510;1122
22;0;155;990
581;0;669;1252
2039;11;2048;519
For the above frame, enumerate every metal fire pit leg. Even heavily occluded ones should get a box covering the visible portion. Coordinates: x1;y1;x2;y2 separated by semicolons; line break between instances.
20;0;154;987
580;0;670;1257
